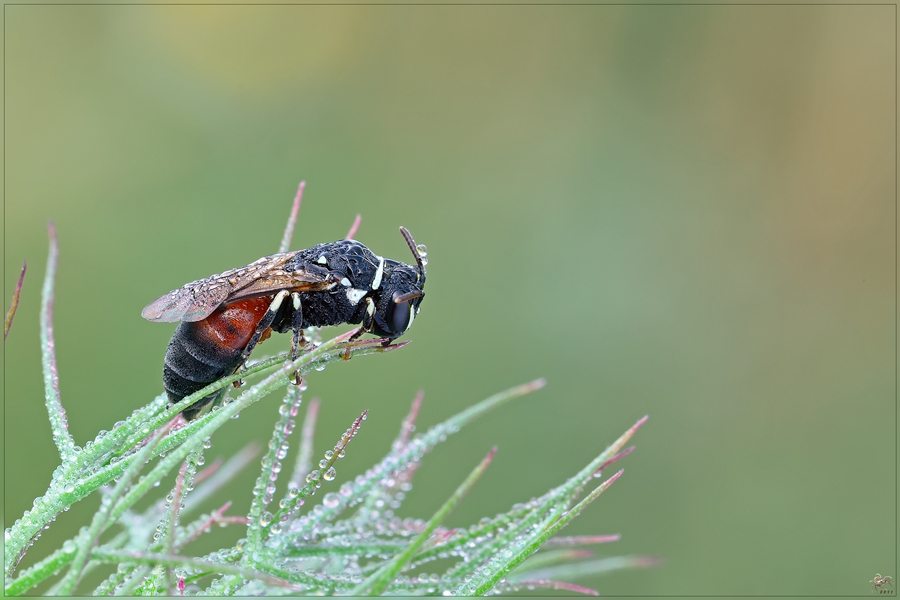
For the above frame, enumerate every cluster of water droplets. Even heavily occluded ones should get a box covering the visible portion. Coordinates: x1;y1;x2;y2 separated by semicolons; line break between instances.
6;398;178;575
149;444;205;548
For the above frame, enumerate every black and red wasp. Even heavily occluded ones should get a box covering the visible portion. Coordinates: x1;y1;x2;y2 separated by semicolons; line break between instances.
142;227;426;420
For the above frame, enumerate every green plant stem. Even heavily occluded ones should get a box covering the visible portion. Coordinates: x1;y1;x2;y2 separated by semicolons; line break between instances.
508;555;661;583
39;221;74;461
293;378;546;536
470;469;624;596
4;334;405;580
244;385;303;552
352;447;497;596
90;550;302;592
56;422;173;594
288;397;320;490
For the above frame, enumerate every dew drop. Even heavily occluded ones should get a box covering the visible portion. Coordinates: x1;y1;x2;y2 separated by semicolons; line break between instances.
323;467;336;481
260;512;273;527
305;470;319;483
322;492;340;508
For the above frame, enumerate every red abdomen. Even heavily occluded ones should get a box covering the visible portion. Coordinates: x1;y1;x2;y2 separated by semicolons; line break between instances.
193;297;273;351
163;296;273;420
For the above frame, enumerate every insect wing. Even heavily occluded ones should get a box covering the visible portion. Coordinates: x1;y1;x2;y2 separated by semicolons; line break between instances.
142;253;331;323
142;283;229;323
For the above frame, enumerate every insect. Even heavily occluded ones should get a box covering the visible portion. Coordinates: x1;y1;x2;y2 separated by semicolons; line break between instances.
142;227;426;420
872;574;894;593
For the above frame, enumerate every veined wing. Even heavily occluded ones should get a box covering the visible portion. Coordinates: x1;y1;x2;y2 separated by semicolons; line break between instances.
141;253;334;323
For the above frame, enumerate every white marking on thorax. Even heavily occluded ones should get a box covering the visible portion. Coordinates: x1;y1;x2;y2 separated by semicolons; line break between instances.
340;277;351;287
292;293;302;310
346;288;367;305
372;256;385;290
317;255;328;265
366;297;376;315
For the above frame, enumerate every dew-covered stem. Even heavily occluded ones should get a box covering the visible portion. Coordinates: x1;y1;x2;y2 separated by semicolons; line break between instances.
270;409;367;528
57;421;173;594
244;384;305;552
183;444;259;514
353;447;497;596
40;221;74;461
469;469;624;596
288;397;320;490
90;550;303;591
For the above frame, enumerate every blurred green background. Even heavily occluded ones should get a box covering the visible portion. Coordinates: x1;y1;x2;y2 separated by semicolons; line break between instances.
3;4;894;596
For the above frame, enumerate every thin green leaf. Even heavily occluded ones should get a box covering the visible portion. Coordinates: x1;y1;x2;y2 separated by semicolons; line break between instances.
352;447;497;596
39;222;74;463
56;421;173;594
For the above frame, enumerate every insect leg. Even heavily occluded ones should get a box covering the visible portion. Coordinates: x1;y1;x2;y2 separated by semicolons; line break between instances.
290;292;304;385
345;297;376;359
290;293;304;359
349;297;376;342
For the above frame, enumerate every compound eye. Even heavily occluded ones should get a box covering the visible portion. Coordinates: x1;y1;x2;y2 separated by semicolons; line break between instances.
388;297;411;334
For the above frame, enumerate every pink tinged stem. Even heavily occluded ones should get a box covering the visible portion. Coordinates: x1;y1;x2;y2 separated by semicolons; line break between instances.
594;446;635;475
167;462;189;595
177;502;236;549
345;213;362;240
216;516;251;525
40;221;73;457
589;416;648;483
279;181;305;253
420;528;457;553
194;457;224;485
398;390;424;447
5;260;26;339
543;535;621;548
515;580;599;596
